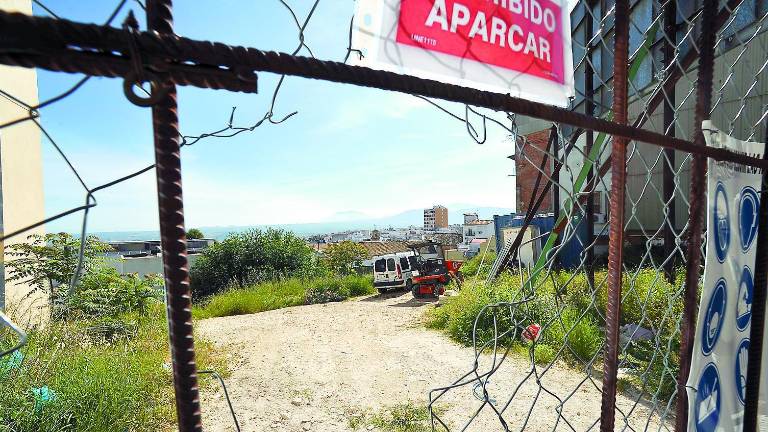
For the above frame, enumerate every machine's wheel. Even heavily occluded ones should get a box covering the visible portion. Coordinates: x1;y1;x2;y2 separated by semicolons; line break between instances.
412;283;422;298
433;283;444;298
377;288;388;295
405;279;413;292
455;271;464;287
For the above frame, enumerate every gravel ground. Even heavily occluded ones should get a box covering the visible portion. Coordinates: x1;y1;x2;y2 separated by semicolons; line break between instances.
197;290;672;431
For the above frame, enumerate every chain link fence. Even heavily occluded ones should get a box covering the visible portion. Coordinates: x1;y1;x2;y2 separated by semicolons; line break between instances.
1;0;767;431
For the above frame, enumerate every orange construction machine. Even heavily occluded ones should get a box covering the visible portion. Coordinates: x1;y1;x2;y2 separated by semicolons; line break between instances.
408;240;464;298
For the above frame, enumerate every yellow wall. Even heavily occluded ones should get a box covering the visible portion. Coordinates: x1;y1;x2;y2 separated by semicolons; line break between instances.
0;0;46;318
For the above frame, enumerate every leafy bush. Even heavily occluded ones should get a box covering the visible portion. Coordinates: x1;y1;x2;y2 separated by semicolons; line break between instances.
323;241;368;275
57;267;163;320
513;343;557;365
426;275;518;346
545;307;604;364
0;306;227;431
189;228;316;298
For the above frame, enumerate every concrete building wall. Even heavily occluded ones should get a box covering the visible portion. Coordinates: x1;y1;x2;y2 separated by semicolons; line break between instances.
463;221;495;243
0;0;46;314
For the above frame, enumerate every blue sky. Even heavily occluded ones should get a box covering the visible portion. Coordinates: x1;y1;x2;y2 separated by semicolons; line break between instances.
33;1;517;233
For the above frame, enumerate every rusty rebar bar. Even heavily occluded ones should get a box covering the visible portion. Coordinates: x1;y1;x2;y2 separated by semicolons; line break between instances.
674;0;719;429
600;0;630;429
0;11;766;169
662;0;678;284
146;1;203;431
584;0;596;291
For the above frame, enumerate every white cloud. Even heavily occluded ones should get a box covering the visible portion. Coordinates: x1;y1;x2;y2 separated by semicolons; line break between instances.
315;92;430;134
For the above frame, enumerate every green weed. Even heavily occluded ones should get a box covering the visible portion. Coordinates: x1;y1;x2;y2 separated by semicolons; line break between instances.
348;403;443;432
0;304;227;431
425;267;685;401
193;274;375;319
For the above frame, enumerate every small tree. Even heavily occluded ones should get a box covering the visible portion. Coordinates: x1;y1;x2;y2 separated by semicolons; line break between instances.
186;228;205;239
324;241;368;275
4;233;111;305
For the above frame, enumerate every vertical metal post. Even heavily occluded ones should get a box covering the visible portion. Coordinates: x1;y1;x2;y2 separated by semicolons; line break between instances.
552;127;561;266
585;2;596;290
674;0;718;429
743;119;768;432
600;0;630;428
146;1;203;431
662;0;677;284
0;144;5;312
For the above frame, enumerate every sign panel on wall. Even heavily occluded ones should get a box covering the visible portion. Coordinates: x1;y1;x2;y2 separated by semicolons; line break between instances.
351;0;575;107
686;121;768;431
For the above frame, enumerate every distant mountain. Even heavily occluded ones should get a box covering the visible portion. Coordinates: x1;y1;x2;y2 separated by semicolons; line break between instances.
91;205;515;241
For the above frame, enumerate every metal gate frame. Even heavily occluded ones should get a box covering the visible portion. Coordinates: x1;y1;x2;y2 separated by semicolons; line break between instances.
0;0;765;430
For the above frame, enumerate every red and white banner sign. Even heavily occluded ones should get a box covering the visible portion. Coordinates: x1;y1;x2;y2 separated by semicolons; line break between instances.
351;0;574;106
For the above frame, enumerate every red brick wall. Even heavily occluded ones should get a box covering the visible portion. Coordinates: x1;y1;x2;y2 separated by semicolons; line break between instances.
516;129;553;214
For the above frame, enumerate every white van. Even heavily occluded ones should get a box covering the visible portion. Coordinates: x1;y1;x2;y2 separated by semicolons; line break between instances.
373;251;419;294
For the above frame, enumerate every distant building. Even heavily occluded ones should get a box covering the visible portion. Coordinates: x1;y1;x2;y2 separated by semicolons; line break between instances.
357;241;412;267
463;213;479;224
424;205;448;231
106;238;214;258
104;238;213;278
428;231;462;249
463;219;495;244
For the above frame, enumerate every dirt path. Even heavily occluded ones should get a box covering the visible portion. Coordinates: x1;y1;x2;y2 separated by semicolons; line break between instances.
197;290;671;431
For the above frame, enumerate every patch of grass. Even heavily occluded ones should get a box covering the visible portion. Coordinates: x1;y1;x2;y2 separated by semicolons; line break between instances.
193;278;307;319
193;275;375;319
459;252;497;278
0;304;227;431
345;407;369;430
348;403;444;432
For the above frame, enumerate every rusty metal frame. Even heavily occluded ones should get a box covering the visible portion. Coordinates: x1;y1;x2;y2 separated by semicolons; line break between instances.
0;10;766;168
145;1;203;431
599;0;629;428
662;0;678;284
0;1;758;430
673;0;719;429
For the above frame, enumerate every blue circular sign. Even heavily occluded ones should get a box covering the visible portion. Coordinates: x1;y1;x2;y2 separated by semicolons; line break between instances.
739;186;759;252
702;278;727;355
696;363;721;432
737;266;753;331
713;182;730;263
735;338;750;405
